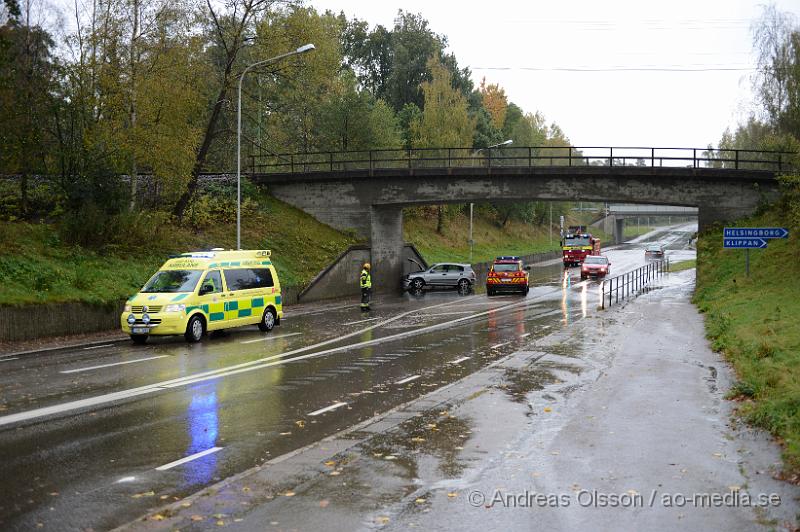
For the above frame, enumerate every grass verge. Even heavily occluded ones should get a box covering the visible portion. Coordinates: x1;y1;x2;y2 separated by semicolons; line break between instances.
694;211;800;475
668;258;696;272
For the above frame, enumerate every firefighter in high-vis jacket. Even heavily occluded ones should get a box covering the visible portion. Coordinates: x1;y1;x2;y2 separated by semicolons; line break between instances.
360;263;372;311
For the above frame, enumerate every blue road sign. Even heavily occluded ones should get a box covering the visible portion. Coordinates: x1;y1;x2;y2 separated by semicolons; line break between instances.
723;238;768;249
723;227;789;239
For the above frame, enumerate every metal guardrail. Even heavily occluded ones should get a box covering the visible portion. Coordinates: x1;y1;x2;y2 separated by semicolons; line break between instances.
250;146;796;175
600;259;669;309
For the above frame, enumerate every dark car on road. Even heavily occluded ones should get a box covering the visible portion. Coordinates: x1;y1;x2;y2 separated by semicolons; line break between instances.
580;255;611;280
404;261;476;293
645;243;665;259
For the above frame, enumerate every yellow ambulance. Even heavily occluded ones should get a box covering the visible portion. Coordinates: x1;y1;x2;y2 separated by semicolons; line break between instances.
121;249;283;344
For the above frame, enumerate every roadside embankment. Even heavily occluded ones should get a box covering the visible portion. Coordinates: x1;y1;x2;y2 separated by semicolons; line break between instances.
694;205;800;476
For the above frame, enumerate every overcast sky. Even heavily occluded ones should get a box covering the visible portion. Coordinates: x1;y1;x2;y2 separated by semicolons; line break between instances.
309;0;800;148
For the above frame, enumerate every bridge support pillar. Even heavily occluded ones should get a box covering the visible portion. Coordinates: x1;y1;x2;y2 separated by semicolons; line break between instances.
614;217;625;245
370;205;404;293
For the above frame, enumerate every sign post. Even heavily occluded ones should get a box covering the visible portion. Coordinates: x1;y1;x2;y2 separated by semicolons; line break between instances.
723;227;789;277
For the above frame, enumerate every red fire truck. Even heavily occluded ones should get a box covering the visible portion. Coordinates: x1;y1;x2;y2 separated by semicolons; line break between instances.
561;231;601;267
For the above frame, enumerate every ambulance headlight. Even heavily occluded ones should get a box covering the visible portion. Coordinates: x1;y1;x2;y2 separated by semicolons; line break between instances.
124;304;132;312
142;313;151;324
164;304;186;313
127;314;136;325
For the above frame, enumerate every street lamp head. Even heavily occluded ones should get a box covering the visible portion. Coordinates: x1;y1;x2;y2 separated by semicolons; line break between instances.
500;139;513;146
296;43;315;54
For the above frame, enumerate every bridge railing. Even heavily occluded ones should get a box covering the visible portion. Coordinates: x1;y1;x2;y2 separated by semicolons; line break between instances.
249;146;796;174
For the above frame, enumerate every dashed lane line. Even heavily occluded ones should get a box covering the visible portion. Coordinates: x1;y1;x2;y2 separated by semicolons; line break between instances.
395;375;421;385
60;355;169;374
240;333;302;344
308;402;347;416
155;447;223;471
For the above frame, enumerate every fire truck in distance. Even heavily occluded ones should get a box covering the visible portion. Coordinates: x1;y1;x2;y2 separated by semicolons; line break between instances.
561;227;601;267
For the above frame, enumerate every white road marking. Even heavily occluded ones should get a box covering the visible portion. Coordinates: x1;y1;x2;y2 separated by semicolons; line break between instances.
490;342;511;349
83;344;114;350
240;332;302;344
116;476;136;483
60;355;169;374
395;375;421;385
156;447;222;471
6;295;578;428
423;311;476;316
450;357;471;365
308;402;347;416
0;357;19;363
342;317;381;326
519;333;531;338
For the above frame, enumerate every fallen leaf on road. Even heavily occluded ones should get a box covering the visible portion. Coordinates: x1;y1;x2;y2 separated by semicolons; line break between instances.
319;499;330;508
544;407;552;413
410;437;426;443
329;471;341;476
384;455;397;461
712;453;723;458
295;420;306;428
324;461;336;467
190;515;203;522
550;451;560;456
283;491;296;497
447;492;458;498
280;432;292;436
216;520;225;526
376;516;390;524
181;502;192;508
132;491;155;499
627;490;639;496
159;495;169;500
242;487;250;493
150;514;165;521
728;485;741;492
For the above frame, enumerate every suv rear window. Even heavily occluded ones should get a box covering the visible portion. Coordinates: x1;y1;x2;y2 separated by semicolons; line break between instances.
223;268;274;291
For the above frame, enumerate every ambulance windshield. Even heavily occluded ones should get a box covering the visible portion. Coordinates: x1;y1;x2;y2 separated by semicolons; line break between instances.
142;270;203;293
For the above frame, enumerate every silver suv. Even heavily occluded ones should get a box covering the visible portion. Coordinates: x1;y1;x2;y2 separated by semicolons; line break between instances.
403;261;476;292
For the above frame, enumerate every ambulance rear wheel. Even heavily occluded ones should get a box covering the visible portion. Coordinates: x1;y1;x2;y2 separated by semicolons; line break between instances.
259;308;277;332
185;315;205;343
130;334;148;345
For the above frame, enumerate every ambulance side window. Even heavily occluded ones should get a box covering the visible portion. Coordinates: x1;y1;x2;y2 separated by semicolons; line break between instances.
223;268;274;291
201;270;223;294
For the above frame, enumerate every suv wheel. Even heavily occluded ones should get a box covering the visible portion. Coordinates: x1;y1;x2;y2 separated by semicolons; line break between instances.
131;334;148;345
411;278;425;290
258;307;277;332
184;315;205;343
457;279;470;293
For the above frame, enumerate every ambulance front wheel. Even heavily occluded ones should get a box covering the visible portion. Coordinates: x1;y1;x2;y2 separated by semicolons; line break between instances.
259;308;277;332
185;315;206;343
130;334;148;345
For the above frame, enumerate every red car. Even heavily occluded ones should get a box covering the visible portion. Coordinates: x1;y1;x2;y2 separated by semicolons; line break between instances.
580;255;611;280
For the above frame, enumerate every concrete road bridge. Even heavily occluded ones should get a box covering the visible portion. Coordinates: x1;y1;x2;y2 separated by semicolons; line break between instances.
249;146;794;291
592;204;699;243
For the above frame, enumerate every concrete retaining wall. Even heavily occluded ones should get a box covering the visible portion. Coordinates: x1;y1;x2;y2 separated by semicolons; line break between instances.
297;244;428;302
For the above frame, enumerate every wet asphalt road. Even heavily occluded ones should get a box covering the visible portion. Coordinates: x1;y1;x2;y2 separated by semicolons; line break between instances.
0;224;696;531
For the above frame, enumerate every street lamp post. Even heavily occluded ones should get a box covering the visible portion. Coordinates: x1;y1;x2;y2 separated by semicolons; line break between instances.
237;43;315;249
470;140;512;262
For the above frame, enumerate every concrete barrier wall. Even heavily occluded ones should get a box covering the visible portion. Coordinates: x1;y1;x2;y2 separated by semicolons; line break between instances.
0;285;304;343
469;250;561;286
0;301;125;342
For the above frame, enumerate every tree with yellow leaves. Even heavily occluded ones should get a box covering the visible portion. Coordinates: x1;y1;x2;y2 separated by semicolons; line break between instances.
479;77;508;131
